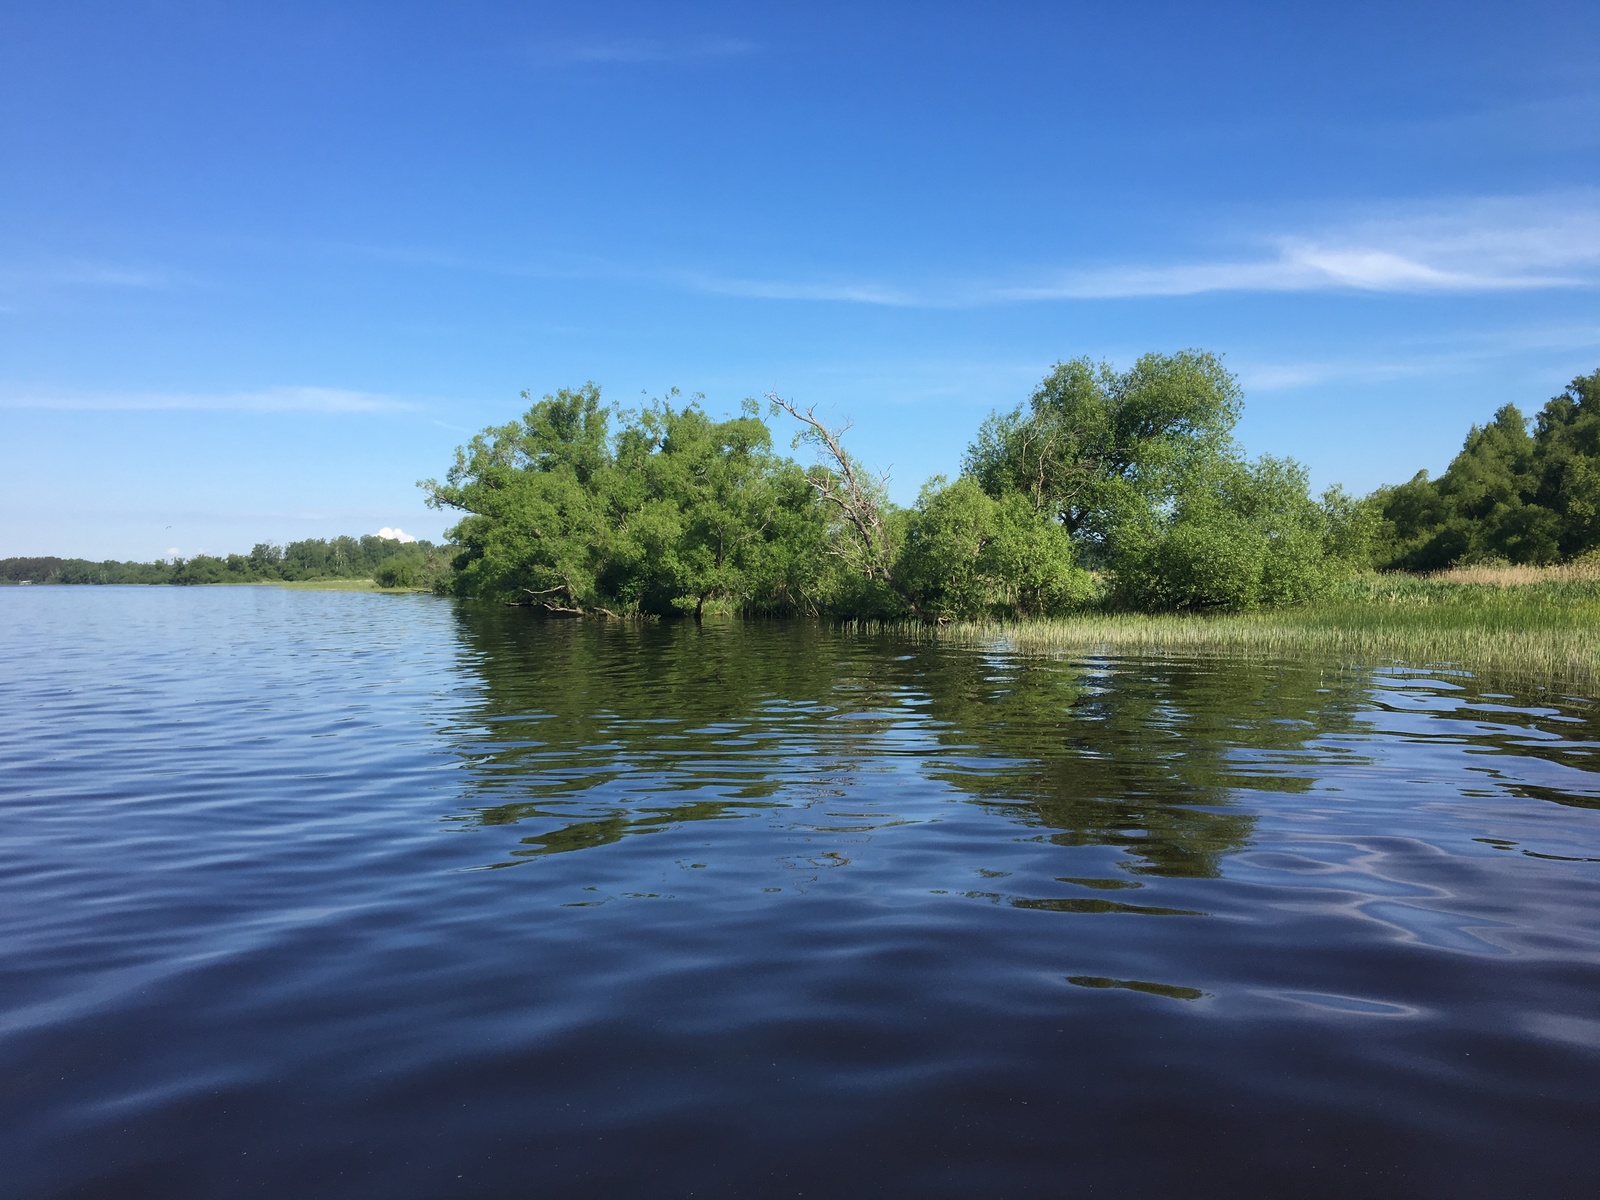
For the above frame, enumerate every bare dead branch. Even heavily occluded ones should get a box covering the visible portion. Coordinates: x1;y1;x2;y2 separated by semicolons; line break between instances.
766;392;893;580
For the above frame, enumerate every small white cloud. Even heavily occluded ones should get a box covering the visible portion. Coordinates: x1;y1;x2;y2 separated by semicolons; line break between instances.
165;547;180;560
1005;198;1600;300
376;527;416;543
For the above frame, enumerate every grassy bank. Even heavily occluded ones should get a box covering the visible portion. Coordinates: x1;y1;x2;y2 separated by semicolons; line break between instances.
263;578;388;592
262;579;434;593
876;564;1600;687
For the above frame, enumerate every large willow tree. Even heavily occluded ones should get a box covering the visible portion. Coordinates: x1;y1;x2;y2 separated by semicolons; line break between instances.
963;351;1367;609
423;385;828;616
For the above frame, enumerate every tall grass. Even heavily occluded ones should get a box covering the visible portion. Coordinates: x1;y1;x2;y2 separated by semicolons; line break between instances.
1420;558;1600;588
858;567;1600;687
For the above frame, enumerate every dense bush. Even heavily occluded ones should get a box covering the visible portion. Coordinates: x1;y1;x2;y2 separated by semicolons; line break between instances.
425;387;831;615
1108;458;1333;610
895;478;1092;618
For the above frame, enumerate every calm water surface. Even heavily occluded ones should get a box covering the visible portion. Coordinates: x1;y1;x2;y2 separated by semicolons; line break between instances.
3;587;1599;1198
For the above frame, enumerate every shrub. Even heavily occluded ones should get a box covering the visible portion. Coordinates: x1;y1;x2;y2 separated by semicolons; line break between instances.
1111;456;1329;611
376;555;423;588
896;478;1092;619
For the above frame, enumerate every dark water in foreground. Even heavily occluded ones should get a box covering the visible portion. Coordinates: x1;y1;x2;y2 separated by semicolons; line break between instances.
3;589;1599;1198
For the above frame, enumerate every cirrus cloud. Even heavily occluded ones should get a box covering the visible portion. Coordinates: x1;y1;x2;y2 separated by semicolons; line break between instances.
686;192;1600;306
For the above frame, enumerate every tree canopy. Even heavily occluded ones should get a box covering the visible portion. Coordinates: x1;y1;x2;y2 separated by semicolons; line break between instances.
1374;369;1600;569
424;354;1367;617
964;351;1243;552
960;351;1359;610
423;387;827;616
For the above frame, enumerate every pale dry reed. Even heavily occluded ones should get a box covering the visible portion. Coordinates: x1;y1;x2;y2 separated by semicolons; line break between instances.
1423;558;1600;588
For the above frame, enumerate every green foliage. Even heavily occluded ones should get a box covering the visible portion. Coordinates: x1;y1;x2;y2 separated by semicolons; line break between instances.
424;355;1371;618
1374;370;1600;569
374;546;453;589
63;348;1592;622
424;387;830;615
1108;455;1335;611
1319;484;1382;574
965;350;1242;554
894;477;1092;618
963;351;1350;612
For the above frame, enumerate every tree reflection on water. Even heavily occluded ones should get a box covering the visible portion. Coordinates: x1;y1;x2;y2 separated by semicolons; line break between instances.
441;610;1388;879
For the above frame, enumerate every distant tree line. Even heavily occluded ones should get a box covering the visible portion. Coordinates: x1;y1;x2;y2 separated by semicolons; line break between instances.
0;534;451;588
1372;369;1600;569
422;353;1375;617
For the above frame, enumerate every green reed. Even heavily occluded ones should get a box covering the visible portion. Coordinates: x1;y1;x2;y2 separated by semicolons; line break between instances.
852;571;1600;687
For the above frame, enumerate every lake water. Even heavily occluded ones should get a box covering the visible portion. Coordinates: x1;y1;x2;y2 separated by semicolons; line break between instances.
3;587;1598;1198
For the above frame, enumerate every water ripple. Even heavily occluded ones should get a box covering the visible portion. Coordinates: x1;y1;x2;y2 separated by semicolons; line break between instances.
2;589;1598;1197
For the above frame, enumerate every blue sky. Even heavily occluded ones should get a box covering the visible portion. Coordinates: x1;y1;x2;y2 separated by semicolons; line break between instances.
3;0;1598;560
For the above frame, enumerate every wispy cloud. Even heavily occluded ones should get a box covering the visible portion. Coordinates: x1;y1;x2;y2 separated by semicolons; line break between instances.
0;386;411;413
325;192;1600;309
677;272;919;306
538;36;757;65
688;193;1600;306
1020;197;1600;299
1237;323;1600;392
0;259;174;293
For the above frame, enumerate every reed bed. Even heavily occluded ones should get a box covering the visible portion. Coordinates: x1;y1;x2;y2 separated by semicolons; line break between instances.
855;567;1600;688
1421;557;1600;588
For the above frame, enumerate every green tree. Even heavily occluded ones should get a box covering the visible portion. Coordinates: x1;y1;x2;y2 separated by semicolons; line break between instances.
967;352;1345;611
1110;455;1333;611
611;398;826;617
1533;368;1600;559
1372;378;1600;569
895;477;1091;619
249;542;283;576
965;350;1242;556
422;385;618;610
423;386;829;615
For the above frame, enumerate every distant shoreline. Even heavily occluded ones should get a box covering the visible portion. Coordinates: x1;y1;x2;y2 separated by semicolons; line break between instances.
10;564;1593;687
0;578;428;593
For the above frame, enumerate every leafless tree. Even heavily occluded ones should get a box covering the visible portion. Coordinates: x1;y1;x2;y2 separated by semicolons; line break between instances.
766;392;894;581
